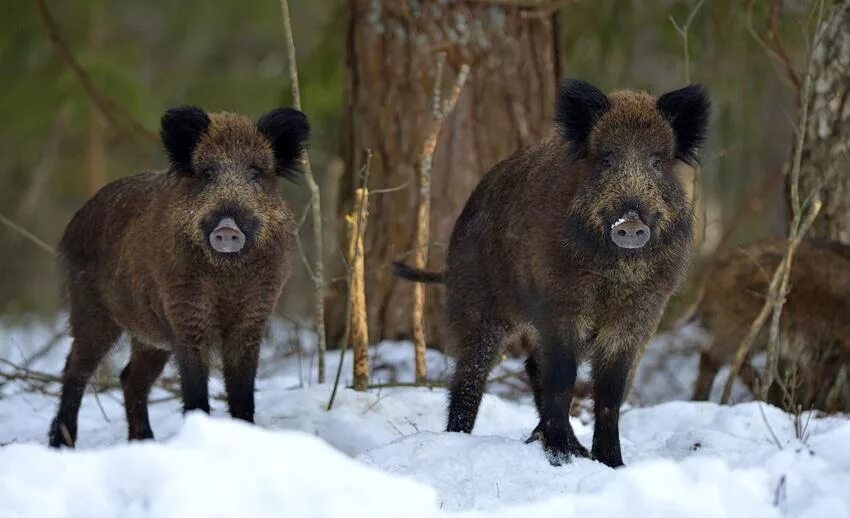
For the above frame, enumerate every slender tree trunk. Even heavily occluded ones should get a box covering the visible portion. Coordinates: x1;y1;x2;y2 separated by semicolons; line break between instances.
793;1;850;244
334;0;559;346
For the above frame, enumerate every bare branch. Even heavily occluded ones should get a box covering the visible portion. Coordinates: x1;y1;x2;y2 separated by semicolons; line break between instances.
279;0;328;383
33;0;157;150
0;212;55;255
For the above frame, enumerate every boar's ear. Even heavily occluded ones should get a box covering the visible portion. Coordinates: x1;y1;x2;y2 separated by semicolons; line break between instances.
160;106;210;173
657;85;710;166
256;108;310;181
555;79;611;157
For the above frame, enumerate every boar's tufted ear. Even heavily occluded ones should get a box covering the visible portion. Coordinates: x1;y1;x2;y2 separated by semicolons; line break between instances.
256;108;311;181
555;79;611;157
160;106;210;173
657;85;711;166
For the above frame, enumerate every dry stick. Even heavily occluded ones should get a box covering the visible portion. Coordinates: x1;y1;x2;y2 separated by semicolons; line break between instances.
349;187;370;391
0;212;55;255
669;0;707;84
411;56;470;385
279;0;327;384
33;0;156;150
327;151;373;410
720;27;824;403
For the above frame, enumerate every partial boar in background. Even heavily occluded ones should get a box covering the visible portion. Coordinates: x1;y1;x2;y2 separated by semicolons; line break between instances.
49;106;309;447
692;239;850;411
394;79;710;467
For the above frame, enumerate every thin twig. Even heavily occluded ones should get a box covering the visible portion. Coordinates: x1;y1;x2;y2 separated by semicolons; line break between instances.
279;0;328;383
328;151;373;410
721;7;828;403
0;212;55;255
33;0;156;150
669;0;706;84
411;56;470;385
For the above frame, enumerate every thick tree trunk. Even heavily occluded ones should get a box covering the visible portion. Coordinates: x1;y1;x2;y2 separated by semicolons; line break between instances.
333;0;558;346
794;1;850;244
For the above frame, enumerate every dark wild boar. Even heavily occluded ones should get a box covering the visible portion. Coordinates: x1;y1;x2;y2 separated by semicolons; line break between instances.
394;79;710;467
691;239;850;411
48;106;309;447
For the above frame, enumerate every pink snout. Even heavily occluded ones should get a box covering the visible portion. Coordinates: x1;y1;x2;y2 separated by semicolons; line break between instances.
209;217;246;253
610;211;650;249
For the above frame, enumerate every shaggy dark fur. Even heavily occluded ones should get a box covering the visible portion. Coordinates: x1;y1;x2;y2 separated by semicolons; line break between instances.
692;239;850;411
394;79;710;468
48;106;309;447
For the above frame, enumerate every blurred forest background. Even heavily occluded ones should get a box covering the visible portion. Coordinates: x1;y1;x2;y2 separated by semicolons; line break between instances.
0;0;828;338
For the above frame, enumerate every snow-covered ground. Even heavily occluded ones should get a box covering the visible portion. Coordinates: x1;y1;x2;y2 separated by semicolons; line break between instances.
1;318;849;517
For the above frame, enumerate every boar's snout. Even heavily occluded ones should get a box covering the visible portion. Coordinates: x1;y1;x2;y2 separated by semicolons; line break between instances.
610;211;650;249
209;217;246;253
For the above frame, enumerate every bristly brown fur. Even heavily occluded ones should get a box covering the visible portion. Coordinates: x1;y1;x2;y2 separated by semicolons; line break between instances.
395;79;710;468
48;106;310;447
692;239;850;411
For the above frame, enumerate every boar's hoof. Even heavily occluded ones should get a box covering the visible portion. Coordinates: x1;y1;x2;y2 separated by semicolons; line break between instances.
611;211;650;249
48;418;75;449
543;439;590;466
209;217;246;253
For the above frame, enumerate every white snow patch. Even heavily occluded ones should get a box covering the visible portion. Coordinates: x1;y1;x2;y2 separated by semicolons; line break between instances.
1;319;849;517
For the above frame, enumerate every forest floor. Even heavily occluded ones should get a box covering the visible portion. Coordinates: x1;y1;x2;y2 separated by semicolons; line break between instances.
1;319;848;517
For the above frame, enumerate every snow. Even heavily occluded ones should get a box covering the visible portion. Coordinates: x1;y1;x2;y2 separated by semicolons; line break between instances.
1;318;849;517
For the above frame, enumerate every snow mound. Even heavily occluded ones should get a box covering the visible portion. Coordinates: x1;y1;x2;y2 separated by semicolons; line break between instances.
0;414;439;518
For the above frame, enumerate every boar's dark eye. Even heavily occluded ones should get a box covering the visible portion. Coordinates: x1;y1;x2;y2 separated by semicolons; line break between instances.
649;154;663;172
601;153;617;169
200;166;216;182
248;165;263;181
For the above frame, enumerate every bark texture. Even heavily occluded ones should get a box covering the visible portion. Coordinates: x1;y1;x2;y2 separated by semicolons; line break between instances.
335;0;559;345
795;1;850;244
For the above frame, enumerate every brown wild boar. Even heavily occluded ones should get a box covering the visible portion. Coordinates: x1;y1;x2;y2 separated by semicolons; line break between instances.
394;79;710;467
48;106;309;447
692;239;850;411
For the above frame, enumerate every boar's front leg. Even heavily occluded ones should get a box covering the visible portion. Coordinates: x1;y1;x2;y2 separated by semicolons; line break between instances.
121;338;171;440
536;324;589;465
590;355;629;468
222;333;261;423
166;289;212;415
174;344;210;414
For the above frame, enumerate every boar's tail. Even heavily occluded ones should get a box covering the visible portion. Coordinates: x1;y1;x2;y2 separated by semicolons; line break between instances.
392;262;446;284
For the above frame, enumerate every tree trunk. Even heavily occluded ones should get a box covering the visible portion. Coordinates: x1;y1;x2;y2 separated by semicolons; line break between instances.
333;0;559;346
793;1;850;244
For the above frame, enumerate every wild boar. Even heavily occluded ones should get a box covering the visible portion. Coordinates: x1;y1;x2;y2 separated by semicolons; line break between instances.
394;79;710;467
692;239;850;411
48;106;309;447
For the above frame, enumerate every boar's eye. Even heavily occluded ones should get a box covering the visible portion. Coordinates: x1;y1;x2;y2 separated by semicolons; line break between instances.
248;165;263;181
649;154;663;171
199;165;216;182
601;153;617;169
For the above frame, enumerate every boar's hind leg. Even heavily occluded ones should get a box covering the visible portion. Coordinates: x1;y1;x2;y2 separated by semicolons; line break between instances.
121;338;170;440
536;326;589;466
590;357;629;468
222;339;261;422
692;349;719;401
523;353;545;443
49;297;121;448
174;344;210;414
447;326;503;433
